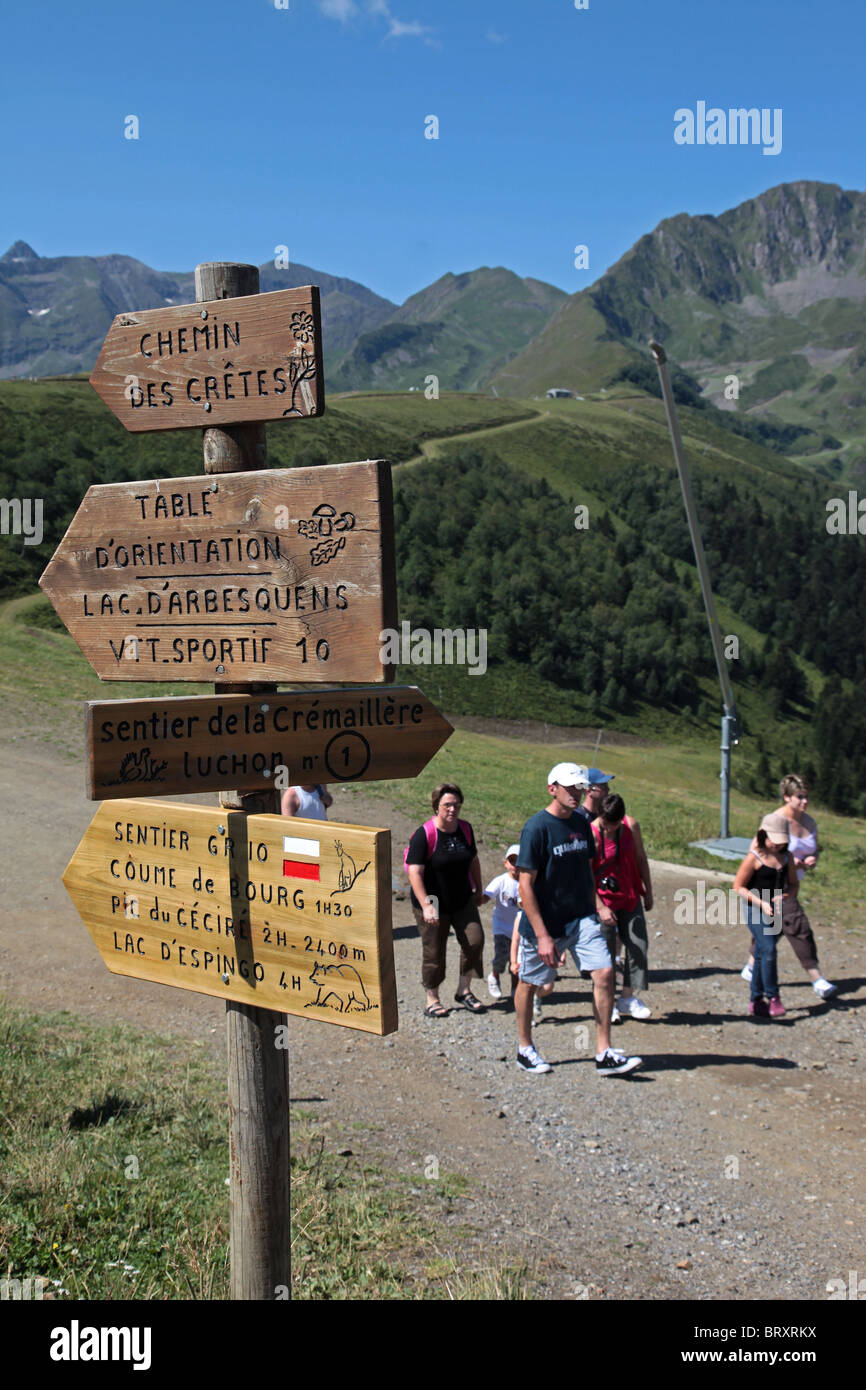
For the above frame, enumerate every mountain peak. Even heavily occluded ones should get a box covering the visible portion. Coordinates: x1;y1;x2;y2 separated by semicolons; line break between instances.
1;240;39;263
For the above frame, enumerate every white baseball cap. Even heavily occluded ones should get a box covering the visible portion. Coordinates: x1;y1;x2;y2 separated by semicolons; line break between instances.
505;844;521;859
547;762;590;789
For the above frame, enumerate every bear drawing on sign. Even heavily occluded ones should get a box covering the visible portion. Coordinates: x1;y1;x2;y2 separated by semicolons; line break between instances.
333;839;370;895
307;961;373;1014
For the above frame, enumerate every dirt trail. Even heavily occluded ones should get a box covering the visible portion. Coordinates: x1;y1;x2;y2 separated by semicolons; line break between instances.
398;406;549;470
0;726;863;1300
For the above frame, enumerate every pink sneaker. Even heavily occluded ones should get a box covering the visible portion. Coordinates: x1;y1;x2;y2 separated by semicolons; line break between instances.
749;998;769;1017
768;997;786;1018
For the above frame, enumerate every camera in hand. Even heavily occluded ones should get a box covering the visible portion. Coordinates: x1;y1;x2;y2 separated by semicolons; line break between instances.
600;874;619;893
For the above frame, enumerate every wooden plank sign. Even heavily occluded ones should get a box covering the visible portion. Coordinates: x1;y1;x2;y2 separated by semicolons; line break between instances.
62;801;398;1035
86;687;453;799
39;460;397;683
90;286;324;431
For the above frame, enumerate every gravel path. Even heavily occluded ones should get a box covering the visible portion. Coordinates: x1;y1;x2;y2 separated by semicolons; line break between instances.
1;735;863;1300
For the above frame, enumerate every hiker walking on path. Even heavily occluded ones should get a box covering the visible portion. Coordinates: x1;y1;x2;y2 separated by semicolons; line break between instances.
513;763;642;1077
591;792;653;1020
741;775;837;1000
406;783;486;1018
734;811;798;1018
484;845;522;1002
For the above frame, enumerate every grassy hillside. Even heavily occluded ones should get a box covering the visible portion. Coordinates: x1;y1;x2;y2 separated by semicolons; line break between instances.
4;378;865;813
332;268;567;393
490;182;866;478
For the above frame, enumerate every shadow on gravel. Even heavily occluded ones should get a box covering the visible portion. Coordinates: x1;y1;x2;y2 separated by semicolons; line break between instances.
393;923;420;940
640;1053;799;1073
651;965;742;983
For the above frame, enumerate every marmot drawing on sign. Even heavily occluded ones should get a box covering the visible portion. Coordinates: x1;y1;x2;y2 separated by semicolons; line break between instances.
307;961;373;1014
333;839;370;896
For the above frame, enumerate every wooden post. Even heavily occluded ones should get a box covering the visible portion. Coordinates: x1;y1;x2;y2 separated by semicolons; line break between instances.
196;261;291;1301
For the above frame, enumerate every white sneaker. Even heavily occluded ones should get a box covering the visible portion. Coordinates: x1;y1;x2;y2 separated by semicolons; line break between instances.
610;1005;622;1025
532;995;543;1023
596;1047;642;1077
517;1044;551;1074
618;995;651;1020
813;978;838;1000
741;963;753;982
487;971;502;1000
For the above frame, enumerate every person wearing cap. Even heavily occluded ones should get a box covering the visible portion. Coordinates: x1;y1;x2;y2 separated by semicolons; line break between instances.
580;768;615;824
513;762;642;1076
740;775;837;1000
482;845;523;1002
733;812;798;1018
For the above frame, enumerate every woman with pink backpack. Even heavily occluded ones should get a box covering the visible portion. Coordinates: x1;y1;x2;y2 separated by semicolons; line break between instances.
405;782;486;1017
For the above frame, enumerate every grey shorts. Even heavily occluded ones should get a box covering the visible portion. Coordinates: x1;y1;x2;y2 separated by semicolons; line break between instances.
518;914;613;986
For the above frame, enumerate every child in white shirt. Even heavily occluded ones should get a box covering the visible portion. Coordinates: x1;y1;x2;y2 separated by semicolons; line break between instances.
484;845;521;1000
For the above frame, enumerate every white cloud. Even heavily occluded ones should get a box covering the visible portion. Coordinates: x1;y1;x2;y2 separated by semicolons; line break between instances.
318;0;358;20
386;17;430;39
369;0;433;41
487;30;507;43
319;0;435;43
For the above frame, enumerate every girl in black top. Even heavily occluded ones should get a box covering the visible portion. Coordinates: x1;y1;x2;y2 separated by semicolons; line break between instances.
733;812;798;1018
406;782;486;1017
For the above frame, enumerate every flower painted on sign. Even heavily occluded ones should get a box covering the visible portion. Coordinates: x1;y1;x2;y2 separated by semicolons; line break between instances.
291;312;315;344
282;346;318;416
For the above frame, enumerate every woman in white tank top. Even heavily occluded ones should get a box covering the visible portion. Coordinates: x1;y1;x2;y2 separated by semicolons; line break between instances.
281;784;331;819
741;774;837;1000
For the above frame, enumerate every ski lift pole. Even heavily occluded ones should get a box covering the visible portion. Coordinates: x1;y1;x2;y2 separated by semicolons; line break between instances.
649;341;738;838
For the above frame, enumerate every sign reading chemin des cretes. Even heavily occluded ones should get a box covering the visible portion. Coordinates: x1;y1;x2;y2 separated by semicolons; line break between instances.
90;286;324;431
39;460;397;683
63;801;398;1036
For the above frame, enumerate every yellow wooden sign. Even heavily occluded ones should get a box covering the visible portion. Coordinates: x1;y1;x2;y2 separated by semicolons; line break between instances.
62;801;397;1035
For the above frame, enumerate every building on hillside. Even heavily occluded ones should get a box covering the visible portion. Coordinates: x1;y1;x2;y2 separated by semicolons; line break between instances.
546;387;572;398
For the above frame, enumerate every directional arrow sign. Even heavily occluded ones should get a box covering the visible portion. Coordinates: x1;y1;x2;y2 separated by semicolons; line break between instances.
39;460;397;683
86;687;453;799
62;801;397;1035
90;286;324;431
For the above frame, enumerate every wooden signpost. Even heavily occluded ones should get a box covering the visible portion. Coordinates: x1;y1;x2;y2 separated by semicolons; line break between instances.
62;801;397;1036
38;460;397;683
90;286;324;432
47;258;443;1301
85;687;453;799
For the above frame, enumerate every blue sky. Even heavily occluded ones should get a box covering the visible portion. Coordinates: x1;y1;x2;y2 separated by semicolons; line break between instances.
1;0;863;305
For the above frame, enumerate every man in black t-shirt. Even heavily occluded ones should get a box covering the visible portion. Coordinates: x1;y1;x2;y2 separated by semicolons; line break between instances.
514;762;642;1077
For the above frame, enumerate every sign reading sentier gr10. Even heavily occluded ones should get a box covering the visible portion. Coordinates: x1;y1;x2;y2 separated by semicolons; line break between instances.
63;801;397;1035
39;460;397;683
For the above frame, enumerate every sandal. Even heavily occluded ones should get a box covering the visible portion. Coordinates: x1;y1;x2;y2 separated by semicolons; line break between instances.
424;1003;449;1018
454;992;485;1013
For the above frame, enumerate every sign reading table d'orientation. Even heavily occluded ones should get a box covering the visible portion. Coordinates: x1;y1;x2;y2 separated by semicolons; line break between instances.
63;801;397;1036
39;460;397;683
90;286;324;431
